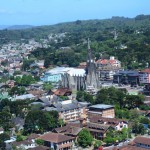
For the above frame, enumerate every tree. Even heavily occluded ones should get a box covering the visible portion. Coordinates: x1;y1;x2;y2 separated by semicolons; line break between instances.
0;106;12;130
24;110;58;134
132;121;146;135
35;139;44;145
43;82;53;91
77;129;93;148
76;91;94;104
0;133;10;150
16;135;24;142
94;140;102;149
58;119;65;127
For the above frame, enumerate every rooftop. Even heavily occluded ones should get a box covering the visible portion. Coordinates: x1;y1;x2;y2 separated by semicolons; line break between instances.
39;132;74;143
134;136;150;145
89;104;114;109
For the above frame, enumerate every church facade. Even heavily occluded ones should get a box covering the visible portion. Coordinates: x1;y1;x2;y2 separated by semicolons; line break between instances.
86;39;99;89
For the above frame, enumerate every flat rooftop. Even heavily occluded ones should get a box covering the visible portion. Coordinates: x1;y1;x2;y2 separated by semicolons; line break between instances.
89;104;114;109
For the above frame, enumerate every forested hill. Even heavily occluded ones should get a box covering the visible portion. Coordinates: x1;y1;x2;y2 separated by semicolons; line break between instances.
1;14;150;68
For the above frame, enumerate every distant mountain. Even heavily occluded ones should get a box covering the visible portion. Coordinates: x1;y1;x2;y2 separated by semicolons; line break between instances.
0;25;9;30
7;25;34;30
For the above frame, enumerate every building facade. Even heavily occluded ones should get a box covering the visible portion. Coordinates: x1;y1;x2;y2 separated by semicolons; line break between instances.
88;104;115;119
113;70;139;86
139;69;150;84
39;132;74;150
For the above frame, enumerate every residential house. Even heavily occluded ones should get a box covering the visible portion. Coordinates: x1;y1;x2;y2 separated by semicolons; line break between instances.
86;122;110;140
12;134;39;150
15;94;36;101
96;56;121;80
12;140;36;149
96;56;121;68
86;116;128;141
27;89;46;98
88;104;115;119
114;136;150;150
38;132;75;150
53;124;82;139
53;88;72;96
89;116;128;131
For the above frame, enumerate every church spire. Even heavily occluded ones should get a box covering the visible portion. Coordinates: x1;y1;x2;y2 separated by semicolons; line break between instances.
88;38;90;50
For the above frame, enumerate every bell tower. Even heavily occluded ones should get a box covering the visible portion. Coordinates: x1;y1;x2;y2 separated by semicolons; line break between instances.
86;39;99;89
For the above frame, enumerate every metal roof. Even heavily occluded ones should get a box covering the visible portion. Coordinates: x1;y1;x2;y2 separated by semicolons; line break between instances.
89;104;114;109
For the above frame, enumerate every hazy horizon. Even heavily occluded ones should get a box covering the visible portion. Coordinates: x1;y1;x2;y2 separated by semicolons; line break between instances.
0;0;150;26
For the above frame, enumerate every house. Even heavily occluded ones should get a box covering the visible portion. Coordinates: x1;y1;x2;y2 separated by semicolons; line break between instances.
38;132;75;150
86;122;110;140
96;56;121;80
53;88;72;96
11;133;39;150
89;116;128;131
53;124;82;138
0;127;4;134
86;116;128;141
12;140;36;149
27;89;45;98
114;136;150;150
28;145;49;150
139;69;150;84
96;56;121;68
113;70;139;86
15;94;36;101
133;136;150;149
88;104;115;119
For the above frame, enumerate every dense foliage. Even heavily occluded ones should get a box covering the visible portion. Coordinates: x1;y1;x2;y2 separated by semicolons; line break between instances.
96;87;144;109
23;110;58;134
77;128;93;148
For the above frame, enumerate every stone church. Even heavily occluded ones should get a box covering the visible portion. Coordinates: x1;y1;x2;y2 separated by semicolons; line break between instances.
42;39;99;91
86;39;99;89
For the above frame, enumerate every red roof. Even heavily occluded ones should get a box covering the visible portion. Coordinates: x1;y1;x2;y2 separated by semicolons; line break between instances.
141;68;150;74
96;59;117;65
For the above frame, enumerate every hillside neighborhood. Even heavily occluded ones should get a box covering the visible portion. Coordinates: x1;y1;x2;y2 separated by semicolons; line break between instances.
0;31;149;150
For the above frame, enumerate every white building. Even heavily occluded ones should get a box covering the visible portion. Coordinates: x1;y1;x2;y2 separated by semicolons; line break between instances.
139;69;150;84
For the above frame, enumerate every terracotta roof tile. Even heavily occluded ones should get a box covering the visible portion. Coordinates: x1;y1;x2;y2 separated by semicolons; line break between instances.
133;136;150;145
39;132;74;143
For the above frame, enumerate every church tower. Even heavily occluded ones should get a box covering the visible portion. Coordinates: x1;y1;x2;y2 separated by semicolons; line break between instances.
86;39;99;89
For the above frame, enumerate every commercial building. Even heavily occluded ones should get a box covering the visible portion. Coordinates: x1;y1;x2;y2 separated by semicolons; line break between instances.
113;70;139;86
88;104;115;119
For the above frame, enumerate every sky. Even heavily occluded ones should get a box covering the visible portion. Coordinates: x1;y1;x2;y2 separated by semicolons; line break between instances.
0;0;150;26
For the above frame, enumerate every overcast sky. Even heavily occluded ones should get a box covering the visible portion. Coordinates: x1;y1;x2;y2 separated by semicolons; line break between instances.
0;0;150;25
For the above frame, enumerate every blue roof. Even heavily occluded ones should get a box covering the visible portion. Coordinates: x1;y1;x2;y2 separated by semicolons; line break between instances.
114;70;139;76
